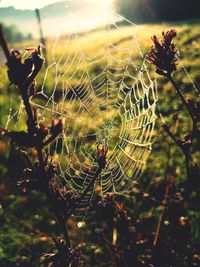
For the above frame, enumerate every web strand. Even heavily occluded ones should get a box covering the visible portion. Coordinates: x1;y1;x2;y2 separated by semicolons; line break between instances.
5;15;158;216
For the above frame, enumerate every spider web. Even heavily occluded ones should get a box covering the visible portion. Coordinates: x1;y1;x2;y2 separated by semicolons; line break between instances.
5;15;158;214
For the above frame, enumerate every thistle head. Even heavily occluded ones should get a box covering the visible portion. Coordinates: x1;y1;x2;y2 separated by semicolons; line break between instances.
146;29;178;77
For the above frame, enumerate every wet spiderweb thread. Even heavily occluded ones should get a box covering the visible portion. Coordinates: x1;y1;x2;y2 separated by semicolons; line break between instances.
6;18;158;214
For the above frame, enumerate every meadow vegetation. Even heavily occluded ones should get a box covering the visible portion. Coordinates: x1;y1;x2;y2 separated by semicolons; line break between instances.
0;21;200;266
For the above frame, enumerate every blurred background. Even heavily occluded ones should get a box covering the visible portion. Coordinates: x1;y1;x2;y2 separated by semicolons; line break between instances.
0;0;200;40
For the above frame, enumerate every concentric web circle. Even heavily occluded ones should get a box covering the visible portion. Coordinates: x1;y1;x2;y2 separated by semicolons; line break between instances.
6;15;158;214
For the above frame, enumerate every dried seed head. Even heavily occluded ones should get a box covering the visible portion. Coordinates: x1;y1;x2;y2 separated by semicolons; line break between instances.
96;144;109;169
146;29;178;77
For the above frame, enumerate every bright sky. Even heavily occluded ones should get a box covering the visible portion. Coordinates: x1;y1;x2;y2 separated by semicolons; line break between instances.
0;0;114;10
0;0;116;36
0;0;65;9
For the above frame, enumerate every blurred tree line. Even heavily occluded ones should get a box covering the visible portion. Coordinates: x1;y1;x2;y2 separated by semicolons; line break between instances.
116;0;200;23
2;24;33;43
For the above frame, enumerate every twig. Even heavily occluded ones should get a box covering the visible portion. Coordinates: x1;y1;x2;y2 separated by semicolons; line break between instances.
0;24;11;61
162;124;183;151
35;8;48;66
0;25;72;252
167;74;195;122
162;124;192;180
153;178;173;247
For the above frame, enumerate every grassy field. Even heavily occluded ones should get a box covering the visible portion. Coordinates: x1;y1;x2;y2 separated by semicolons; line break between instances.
1;21;199;176
0;21;200;266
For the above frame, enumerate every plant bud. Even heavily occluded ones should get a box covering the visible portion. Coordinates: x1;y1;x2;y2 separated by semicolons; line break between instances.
50;119;63;137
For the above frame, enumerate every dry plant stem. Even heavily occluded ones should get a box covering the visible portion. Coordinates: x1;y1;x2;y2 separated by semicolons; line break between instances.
0;27;71;250
43;135;56;147
23;90;72;249
164;74;198;180
168;76;200;181
23;86;72;249
167;74;195;122
0;25;11;61
35;8;48;67
163;125;191;180
53;209;71;248
164;143;171;182
185;155;191;182
192;120;197;142
20;150;35;168
163;125;182;151
153;181;171;247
